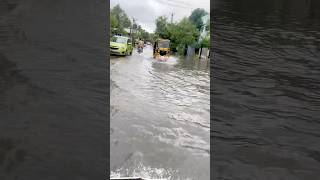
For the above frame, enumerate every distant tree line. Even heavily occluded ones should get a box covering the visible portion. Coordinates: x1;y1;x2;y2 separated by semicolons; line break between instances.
110;5;210;54
110;5;152;42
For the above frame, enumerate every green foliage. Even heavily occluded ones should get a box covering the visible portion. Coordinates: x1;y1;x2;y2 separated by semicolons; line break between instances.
176;44;186;55
189;8;208;31
173;18;199;46
111;5;131;28
151;33;159;43
110;14;118;28
109;4;152;41
110;4;131;35
110;14;118;35
201;35;210;48
141;30;150;41
155;17;199;53
155;16;169;39
109;5;209;53
133;23;151;42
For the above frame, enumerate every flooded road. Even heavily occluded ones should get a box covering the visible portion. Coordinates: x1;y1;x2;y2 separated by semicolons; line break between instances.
212;0;320;179
110;46;210;179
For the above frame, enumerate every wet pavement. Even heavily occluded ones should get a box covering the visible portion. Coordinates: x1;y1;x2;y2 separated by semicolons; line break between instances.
110;46;210;179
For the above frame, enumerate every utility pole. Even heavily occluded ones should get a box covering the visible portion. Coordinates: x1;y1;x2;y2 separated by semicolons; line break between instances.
171;12;174;24
131;18;136;44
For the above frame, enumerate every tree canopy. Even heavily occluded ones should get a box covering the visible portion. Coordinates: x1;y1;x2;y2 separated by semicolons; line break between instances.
155;16;169;39
201;35;210;48
110;14;118;29
189;8;208;31
154;15;200;54
111;5;131;28
110;4;152;41
110;4;131;35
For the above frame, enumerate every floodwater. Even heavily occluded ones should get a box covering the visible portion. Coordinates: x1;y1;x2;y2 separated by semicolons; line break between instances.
212;0;320;179
110;46;210;179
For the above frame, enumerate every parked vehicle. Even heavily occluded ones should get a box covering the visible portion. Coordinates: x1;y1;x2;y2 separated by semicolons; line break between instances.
110;35;133;56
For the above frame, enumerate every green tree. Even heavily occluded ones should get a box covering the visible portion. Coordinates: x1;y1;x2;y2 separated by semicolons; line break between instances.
177;18;199;45
155;16;169;38
111;5;131;28
154;15;200;55
201;35;210;48
141;30;150;41
151;33;159;43
110;13;118;35
110;4;131;35
133;23;138;29
110;14;118;28
168;18;199;54
189;8;208;31
137;25;142;31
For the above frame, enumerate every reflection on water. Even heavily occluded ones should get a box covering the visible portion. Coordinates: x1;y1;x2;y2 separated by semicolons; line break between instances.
212;0;320;179
110;47;210;179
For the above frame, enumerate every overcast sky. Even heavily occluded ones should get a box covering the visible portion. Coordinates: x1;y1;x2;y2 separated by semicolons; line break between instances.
110;0;210;33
